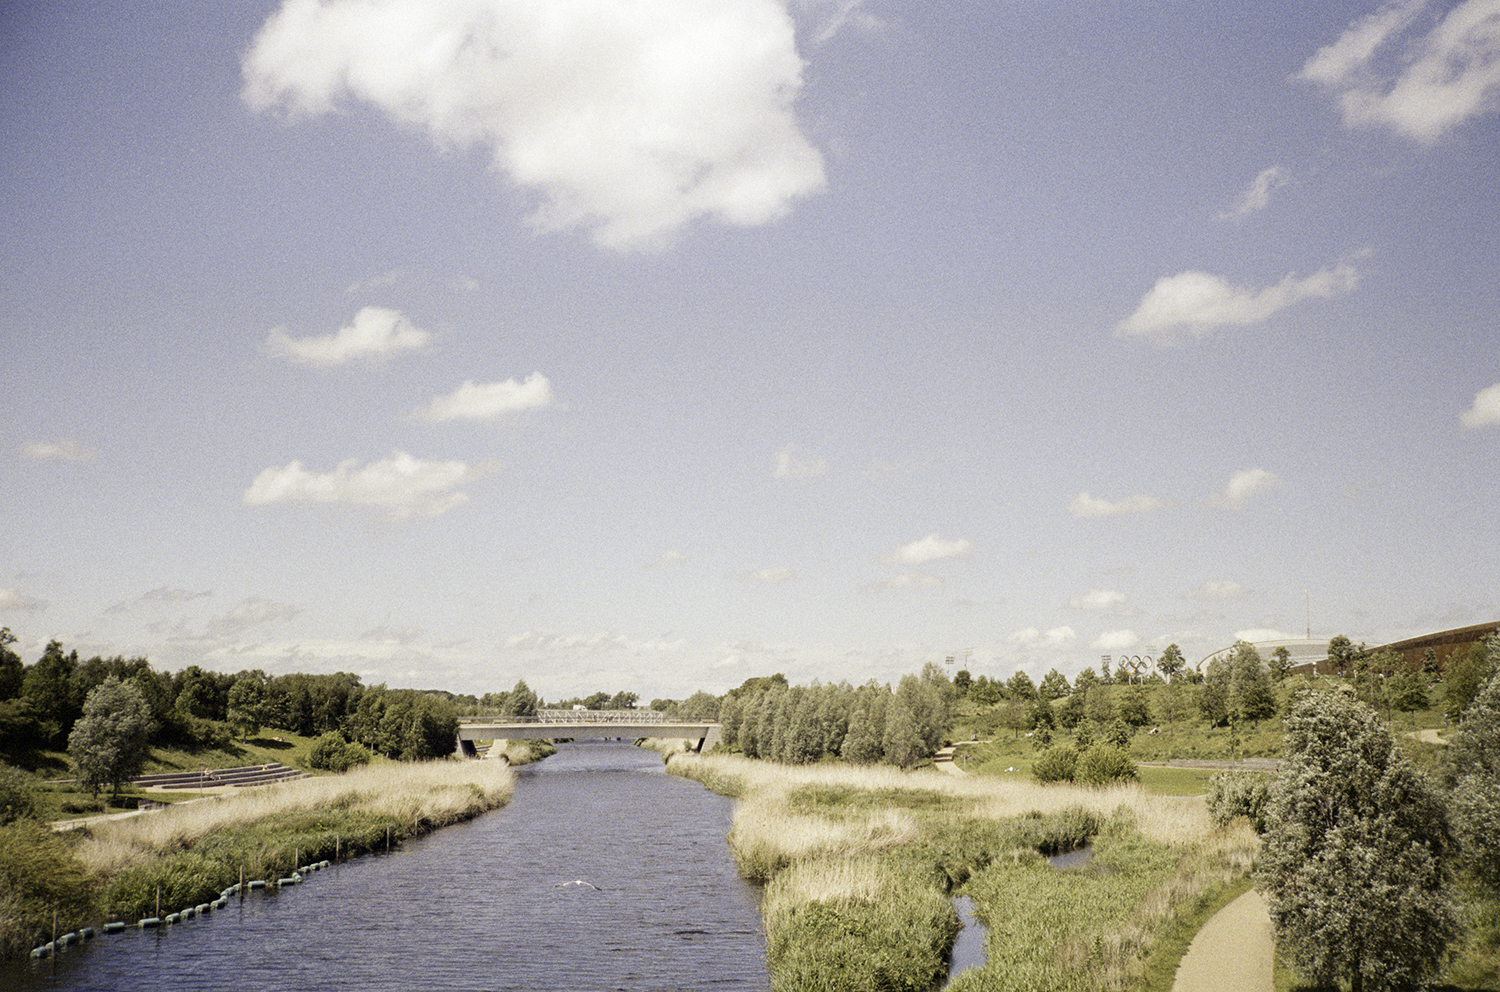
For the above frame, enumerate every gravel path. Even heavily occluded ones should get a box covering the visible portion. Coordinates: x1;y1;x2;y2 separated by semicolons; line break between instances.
1172;889;1273;992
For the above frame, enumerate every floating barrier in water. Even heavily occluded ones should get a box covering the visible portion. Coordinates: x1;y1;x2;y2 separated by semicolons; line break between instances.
196;903;211;914
30;942;54;958
165;913;179;925
248;879;266;890
276;874;301;887
59;932;78;946
104;921;126;934
138;917;162;929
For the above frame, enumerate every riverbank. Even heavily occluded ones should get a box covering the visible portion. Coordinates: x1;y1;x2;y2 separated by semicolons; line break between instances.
0;759;513;961
668;753;1257;992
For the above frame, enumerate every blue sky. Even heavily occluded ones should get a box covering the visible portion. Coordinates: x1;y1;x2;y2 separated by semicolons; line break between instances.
2;1;1497;702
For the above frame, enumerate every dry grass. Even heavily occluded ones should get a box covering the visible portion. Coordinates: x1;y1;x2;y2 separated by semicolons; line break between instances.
75;760;513;876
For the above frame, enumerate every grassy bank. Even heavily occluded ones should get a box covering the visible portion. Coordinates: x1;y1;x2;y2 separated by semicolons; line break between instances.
0;759;513;961
668;754;1256;992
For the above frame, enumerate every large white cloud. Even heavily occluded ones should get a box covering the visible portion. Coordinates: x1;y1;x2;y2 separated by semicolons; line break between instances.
1115;264;1358;344
1461;382;1500;428
243;0;826;250
1300;0;1500;145
265;306;430;366
244;451;490;519
1068;491;1164;518
417;373;554;422
1091;629;1141;652
0;588;48;613
889;533;972;565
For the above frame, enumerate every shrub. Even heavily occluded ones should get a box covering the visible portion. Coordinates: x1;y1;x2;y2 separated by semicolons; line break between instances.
1075;744;1138;786
0;766;38;825
1205;770;1272;832
1031;743;1078;783
307;732;371;772
0;822;97;959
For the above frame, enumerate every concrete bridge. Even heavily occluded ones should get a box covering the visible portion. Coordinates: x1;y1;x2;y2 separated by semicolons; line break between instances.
456;709;720;757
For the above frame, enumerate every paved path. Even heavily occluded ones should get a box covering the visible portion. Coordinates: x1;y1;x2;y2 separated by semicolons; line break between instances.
1408;728;1448;746
1172;889;1273;992
933;744;968;776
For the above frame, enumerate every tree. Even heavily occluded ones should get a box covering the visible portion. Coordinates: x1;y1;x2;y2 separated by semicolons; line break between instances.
952;669;972;697
1268;646;1292;682
0;628;23;699
503;680;539;718
1038;668;1071;700
1156;644;1186;682
1326;634;1360;677
1006;670;1037;701
67;676;155;799
1257;690;1457;992
1449;641;1500;888
1444;641;1496;720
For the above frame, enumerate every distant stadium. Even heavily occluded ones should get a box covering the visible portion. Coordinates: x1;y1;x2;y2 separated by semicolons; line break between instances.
1198;621;1499;675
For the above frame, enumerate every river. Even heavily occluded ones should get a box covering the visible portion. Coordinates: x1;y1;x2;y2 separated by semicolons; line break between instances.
8;742;770;991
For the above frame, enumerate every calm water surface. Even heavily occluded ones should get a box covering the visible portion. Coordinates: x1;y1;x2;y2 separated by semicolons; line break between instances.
9;742;769;992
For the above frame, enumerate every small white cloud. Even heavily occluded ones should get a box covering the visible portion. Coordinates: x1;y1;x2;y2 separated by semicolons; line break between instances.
798;0;888;46
866;573;944;592
648;549;688;568
244;451;491;520
1215;468;1282;510
738;567;795;585
265;306;429;367
1216;165;1290;220
889;533;972;565
1115;264;1358;344
1069;589;1128;611
1460;383;1500;428
774;444;828;479
0;588;48;613
243;0;826;251
417;373;554;423
1068;491;1164;518
205;596;301;636
1091;629;1141;652
1233;628;1297;644
20;438;100;462
1007;626;1076;648
1183;580;1250;601
1299;0;1500;145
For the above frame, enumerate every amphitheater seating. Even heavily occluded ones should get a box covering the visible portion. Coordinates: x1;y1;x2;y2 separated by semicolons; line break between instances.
131;763;309;790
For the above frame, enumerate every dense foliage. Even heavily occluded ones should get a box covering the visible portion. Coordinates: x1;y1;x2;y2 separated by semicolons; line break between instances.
1257;690;1458;992
716;664;955;768
67;676;154;798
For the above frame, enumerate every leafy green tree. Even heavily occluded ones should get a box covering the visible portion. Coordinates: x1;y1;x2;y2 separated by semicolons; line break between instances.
307;731;372;772
840;704;882;764
1156;643;1186;682
1257;690;1457;992
0;765;39;824
881;696;924;769
969;675;1002;706
1326;634;1360;677
0;628;23;699
1006;670;1037;700
1444;640;1496;720
67;675;155;799
1229;642;1277;726
226;672;268;741
1117;685;1150;726
1449;644;1500;887
1038;668;1071;700
503;680;539;718
952;669;972;696
1388;670;1430;722
22;640;80;745
1268;646;1292;682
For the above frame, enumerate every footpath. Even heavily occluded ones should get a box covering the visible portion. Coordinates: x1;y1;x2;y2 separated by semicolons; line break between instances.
1171;889;1273;992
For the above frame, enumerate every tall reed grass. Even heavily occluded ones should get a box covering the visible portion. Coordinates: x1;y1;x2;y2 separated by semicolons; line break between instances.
0;760;513;958
668;753;1258;992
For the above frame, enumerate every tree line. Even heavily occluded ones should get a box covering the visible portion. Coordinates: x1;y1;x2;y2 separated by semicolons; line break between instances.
715;664;955;769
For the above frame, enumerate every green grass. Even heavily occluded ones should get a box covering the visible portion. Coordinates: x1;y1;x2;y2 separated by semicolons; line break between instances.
1138;874;1255;991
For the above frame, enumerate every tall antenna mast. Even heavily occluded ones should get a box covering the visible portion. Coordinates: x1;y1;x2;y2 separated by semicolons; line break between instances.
1305;588;1310;640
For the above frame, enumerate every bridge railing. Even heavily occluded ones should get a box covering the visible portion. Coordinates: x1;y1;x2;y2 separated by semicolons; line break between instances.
460;709;682;726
